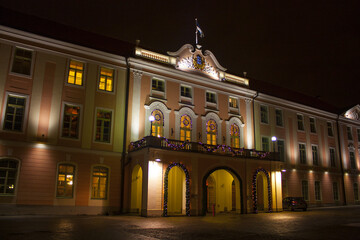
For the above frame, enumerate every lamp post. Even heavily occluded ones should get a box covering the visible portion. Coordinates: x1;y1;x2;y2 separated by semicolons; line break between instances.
149;115;155;136
271;136;277;152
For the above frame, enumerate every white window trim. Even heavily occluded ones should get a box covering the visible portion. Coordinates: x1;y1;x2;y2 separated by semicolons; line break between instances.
329;147;336;168
59;102;83;141
311;144;319;166
260;105;269;124
65;59;86;88
1;92;30;134
96;66;116;95
297;114;305;131
89;164;110;202
179;84;193;104
298;142;307;164
54;162;78;199
327;121;334;137
309;117;317;133
205;91;218;109
277;139;286;162
275;108;284;127
201;112;222;144
151;78;166;99
228;96;240;114
0;157;21;196
9;46;35;79
174;107;198;141
92;107;114;145
261;135;270;152
225;116;244;147
144;101;171;138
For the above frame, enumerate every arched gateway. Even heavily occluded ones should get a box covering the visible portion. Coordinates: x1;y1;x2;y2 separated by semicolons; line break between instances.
252;168;272;213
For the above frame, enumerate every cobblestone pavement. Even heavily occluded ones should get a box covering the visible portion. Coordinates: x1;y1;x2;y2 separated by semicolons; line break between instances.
1;206;360;240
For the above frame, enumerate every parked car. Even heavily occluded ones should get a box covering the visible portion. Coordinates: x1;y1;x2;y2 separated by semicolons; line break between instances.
282;197;307;211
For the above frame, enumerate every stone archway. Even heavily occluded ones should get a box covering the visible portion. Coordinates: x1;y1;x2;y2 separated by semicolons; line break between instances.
252;168;272;213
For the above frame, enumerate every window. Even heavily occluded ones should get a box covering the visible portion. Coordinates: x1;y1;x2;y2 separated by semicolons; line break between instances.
180;115;192;141
354;183;359;201
11;47;33;76
262;137;270;152
95;109;112;143
181;85;192;98
277;140;285;162
91;166;109;199
302;180;308;201
350;152;356;169
206;119;217;145
230;123;240;148
297;114;304;131
312;145;319;166
98;67;114;92
275;109;283;127
56;164;75;198
309;117;316;133
67;60;84;86
327;122;334;137
260;105;268;124
333;182;339;201
229;97;238;109
330;148;336;167
0;159;18;195
357;129;360;142
62;104;80;138
150;109;164;137
347;126;353;140
206;91;216;104
299;144;306;164
3;95;26;132
152;79;164;92
315;181;321;201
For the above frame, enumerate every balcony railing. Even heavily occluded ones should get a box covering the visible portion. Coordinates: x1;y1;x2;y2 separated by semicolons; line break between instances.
129;136;280;161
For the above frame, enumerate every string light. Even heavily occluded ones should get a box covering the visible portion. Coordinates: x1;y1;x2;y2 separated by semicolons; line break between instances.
252;168;272;213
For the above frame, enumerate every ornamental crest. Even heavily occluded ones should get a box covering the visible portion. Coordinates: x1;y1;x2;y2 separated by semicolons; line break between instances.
344;105;360;121
193;55;205;70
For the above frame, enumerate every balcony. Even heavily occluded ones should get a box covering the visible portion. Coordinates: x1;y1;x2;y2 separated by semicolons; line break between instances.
129;136;280;161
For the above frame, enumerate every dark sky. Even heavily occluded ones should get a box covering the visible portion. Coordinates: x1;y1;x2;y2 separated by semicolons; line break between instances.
1;1;359;110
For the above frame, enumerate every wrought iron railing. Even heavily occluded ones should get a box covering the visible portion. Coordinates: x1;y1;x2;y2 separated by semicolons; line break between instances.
129;136;280;161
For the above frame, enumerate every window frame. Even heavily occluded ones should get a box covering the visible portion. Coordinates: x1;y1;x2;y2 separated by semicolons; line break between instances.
349;151;356;169
299;143;306;164
1;92;29;133
206;119;217;145
205;91;217;104
261;136;270;152
0;158;20;196
297;114;305;131
333;182;339;201
327;122;334;137
354;183;359;201
97;66;115;93
90;165;109;200
347;126;353;141
315;181;322;201
9;46;35;78
312;145;319;166
277;139;285;162
66;59;86;87
56;163;76;199
275;109;283;127
309;117;316;133
329;147;336;168
302;180;309;201
93;108;113;144
180;114;192;142
228;96;239;111
260;105;269;124
230;123;240;148
151;78;165;96
60;102;82;140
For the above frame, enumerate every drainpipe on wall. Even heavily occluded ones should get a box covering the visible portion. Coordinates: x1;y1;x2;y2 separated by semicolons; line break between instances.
336;115;347;205
120;57;131;213
252;92;259;150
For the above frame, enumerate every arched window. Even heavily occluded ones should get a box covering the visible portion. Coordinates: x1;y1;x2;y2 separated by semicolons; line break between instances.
0;158;19;195
151;109;164;137
230;123;240;148
180;115;192;141
206;119;217;145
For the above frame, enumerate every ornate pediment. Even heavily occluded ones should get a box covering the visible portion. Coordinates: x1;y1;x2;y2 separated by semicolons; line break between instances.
344;105;360;121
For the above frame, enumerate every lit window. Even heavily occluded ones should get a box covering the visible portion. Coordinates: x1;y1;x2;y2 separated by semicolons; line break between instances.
91;166;109;199
180;115;191;141
95;109;112;143
333;182;339;201
56;164;75;198
229;97;238;108
297;114;304;131
206;92;216;104
62;104;80;138
206;119;217;145
302;180;308;201
230;123;240;148
354;183;359;201
260;105;268;124
3;95;26;132
327;122;334;137
11;47;33;76
310;117;316;133
67;60;84;86
98;67;114;92
181;85;192;98
275;109;283;127
152;79;164;92
277;140;285;162
347;126;353;140
262;137;269;152
312;145;319;165
329;148;336;167
151;109;163;137
350;152;356;169
299;143;306;164
0;159;18;195
315;181;321;201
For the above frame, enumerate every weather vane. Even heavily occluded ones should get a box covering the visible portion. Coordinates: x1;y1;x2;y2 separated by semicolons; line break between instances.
195;18;204;48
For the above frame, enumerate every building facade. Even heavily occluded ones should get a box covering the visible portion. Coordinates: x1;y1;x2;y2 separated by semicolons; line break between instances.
0;23;359;216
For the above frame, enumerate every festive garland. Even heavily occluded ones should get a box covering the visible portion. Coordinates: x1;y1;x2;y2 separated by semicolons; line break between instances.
163;162;191;217
252;168;272;213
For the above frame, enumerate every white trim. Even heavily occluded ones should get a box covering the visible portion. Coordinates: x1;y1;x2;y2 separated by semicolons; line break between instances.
9;46;36;78
174;107;198;141
0;157;21;196
201;112;222;144
65;59;86;88
89;164;110;201
260;104;269;125
225;116;244;147
59;101;83;141
179;84;193;105
96;66;116;95
92;107;114;145
144;101;171;138
296;114;305;132
151;77;166;99
54;161;77;199
205;91;218;109
275;108;284;127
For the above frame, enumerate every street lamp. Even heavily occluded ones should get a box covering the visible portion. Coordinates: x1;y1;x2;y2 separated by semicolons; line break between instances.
149;115;155;136
271;136;277;152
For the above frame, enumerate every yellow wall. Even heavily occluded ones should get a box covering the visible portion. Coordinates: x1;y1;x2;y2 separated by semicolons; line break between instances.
168;166;185;214
130;165;142;213
210;170;234;213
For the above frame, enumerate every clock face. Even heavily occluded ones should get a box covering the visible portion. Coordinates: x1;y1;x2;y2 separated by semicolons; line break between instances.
193;54;205;70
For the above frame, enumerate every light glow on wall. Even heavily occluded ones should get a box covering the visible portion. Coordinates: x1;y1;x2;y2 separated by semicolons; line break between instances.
271;171;282;211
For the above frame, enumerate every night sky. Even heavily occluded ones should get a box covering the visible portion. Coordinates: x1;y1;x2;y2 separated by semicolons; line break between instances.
1;1;359;111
